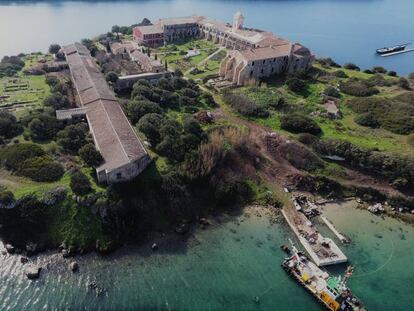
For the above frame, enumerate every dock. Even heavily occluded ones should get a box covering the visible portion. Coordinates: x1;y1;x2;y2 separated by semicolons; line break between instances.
381;48;414;57
320;215;350;244
282;207;348;267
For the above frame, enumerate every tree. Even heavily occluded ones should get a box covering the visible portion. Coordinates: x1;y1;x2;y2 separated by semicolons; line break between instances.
48;44;61;54
105;71;118;83
286;78;306;93
164;59;168;71
0;111;23;139
387;70;397;77
79;143;104;167
70;171;92;196
183;117;203;138
409;72;414;80
125;99;162;124
111;25;120;33
57;123;88;153
43;93;71;110
137;113;165;146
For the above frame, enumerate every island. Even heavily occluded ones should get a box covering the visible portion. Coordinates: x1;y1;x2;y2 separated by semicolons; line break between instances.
0;12;413;292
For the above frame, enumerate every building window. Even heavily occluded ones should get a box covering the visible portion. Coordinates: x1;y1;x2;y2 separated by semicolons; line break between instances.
260;69;264;74
252;61;255;66
250;70;253;77
116;173;122;180
263;60;265;64
271;68;274;73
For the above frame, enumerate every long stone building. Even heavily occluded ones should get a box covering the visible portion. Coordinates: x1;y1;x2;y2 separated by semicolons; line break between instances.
133;12;313;85
58;43;151;184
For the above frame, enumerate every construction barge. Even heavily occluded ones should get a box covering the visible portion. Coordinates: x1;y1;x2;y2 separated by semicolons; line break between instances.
282;196;348;266
282;245;367;311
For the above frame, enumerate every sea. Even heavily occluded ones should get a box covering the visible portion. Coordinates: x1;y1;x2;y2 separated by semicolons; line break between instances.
1;202;414;310
0;0;414;74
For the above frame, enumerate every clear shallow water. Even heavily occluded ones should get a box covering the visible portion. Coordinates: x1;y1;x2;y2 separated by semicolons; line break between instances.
1;204;414;311
0;0;414;74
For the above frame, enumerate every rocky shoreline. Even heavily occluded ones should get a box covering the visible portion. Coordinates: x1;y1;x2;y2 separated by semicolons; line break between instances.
0;204;281;282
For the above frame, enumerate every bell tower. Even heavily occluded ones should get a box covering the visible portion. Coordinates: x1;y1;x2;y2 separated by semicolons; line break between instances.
233;11;245;32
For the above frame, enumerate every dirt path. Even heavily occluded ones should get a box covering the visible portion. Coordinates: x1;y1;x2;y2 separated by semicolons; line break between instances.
207;92;411;200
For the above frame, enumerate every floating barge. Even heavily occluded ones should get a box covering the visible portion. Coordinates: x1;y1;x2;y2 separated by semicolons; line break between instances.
282;206;347;266
282;245;368;311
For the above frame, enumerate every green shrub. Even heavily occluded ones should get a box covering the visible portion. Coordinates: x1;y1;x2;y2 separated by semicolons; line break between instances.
0;143;45;171
387;71;397;77
125;99;162;124
280;114;322;135
79;143;104;168
222;91;269;118
279;142;324;172
298;133;319;146
70;171;92;196
0;111;23;139
105;71;118;83
409;72;414;80
332;70;348;78
398;77;410;90
354;112;380;128
18;155;64;182
344;63;360;71
348;97;414;134
286;78;306;93
0;190;15;207
317;58;341;68
372;66;387;74
324;86;340;98
339;80;379;97
43;93;71;110
57;123;88;153
28;114;62;141
0;55;25;77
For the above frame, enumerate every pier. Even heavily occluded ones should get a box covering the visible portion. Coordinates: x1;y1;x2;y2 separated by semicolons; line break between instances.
320;215;350;244
282;205;348;267
380;48;414;57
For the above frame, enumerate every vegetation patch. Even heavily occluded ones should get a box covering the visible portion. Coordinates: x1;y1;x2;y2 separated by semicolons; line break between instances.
348;96;414;134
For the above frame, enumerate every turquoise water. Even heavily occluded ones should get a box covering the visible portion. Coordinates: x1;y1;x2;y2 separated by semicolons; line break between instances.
1;204;414;310
1;0;414;74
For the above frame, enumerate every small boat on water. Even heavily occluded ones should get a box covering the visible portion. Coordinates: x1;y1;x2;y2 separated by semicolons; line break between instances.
282;244;367;311
376;43;410;55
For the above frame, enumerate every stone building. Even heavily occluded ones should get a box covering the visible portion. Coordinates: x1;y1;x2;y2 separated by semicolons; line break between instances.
133;12;313;85
133;24;164;47
111;41;164;73
59;43;151;184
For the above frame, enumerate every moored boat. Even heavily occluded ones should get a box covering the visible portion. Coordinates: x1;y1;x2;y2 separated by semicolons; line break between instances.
282;245;367;311
376;43;410;55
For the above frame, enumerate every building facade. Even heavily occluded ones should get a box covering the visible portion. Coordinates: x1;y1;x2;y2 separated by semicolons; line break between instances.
133;12;313;85
60;43;151;184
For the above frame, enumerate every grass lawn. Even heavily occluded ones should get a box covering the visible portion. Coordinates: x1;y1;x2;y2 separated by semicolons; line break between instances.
0;54;51;110
157;39;218;73
232;65;414;155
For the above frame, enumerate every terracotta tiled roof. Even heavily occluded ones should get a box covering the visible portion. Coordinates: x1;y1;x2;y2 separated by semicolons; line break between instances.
238;44;292;61
63;43;148;173
135;24;163;35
